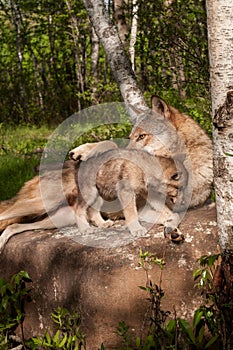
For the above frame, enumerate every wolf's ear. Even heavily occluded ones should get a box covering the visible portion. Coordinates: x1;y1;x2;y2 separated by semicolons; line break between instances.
151;95;171;120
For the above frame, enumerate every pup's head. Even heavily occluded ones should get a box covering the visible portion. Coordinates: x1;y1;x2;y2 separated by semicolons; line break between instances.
160;154;189;212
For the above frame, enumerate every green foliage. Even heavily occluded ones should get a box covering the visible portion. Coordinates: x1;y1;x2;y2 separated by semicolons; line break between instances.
0;121;132;200
114;252;222;350
0;124;51;156
27;307;86;350
0;271;32;349
0;155;40;200
0;271;86;350
0;0;211;131
0;254;227;350
71;122;132;151
0;124;52;200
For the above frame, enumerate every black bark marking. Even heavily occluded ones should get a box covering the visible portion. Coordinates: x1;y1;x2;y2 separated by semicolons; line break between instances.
213;90;233;131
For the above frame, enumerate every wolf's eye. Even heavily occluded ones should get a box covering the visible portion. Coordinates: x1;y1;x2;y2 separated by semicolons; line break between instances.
171;172;181;181
137;134;146;141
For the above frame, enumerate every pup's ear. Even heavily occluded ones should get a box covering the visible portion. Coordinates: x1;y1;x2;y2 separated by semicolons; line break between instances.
173;153;187;163
151;95;171;120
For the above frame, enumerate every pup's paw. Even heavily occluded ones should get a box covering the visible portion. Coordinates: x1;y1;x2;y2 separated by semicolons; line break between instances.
164;227;184;243
101;219;114;228
77;223;92;235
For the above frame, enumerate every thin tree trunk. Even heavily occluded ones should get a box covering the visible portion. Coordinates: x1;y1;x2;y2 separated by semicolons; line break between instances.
113;0;128;44
206;1;233;348
91;27;99;78
65;0;85;110
90;27;100;103
129;0;138;71
10;0;26;113
82;0;148;117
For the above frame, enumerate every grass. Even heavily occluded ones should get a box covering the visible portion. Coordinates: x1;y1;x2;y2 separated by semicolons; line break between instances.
0;124;53;201
0;155;41;200
0;121;131;201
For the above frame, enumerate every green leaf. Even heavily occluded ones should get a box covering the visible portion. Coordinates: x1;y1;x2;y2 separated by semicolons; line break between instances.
135;336;141;348
199;254;220;268
197;325;205;345
45;331;51;344
165;319;176;333
58;333;67;348
204;334;219;348
53;329;60;344
193;268;202;280
178;318;196;344
138;286;147;291
193;309;203;328
19;270;32;282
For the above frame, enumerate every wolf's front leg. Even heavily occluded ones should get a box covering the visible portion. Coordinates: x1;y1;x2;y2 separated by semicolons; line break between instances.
161;208;184;242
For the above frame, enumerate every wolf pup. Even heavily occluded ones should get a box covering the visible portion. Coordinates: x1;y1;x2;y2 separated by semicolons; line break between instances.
74;148;188;236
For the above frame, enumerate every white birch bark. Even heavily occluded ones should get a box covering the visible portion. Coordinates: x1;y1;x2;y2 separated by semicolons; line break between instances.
82;0;148;116
206;0;233;253
129;0;138;71
91;27;99;78
114;0;128;44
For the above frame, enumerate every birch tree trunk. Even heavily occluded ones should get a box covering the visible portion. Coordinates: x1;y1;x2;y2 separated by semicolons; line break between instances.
206;1;233;347
113;0;128;44
65;0;85;110
82;0;148;116
129;0;138;71
90;27;99;79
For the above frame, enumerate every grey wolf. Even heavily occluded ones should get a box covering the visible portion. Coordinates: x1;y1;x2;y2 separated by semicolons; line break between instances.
0;161;77;250
74;148;188;236
0;97;212;248
128;95;213;208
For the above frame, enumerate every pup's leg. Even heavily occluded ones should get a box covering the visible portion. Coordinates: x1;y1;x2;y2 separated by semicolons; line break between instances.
117;180;147;236
88;196;114;228
75;200;92;233
0;206;76;252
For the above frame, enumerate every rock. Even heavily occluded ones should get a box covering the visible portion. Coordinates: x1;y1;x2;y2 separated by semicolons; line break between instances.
0;206;218;349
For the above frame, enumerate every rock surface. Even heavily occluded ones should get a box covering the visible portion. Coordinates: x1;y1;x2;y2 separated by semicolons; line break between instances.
0;206;218;349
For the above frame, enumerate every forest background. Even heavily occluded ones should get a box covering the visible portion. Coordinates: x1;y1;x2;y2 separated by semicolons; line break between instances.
0;0;211;200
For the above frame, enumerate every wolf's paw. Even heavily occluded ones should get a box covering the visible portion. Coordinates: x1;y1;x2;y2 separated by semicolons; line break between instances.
101;219;114;228
164;227;184;243
131;226;148;238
